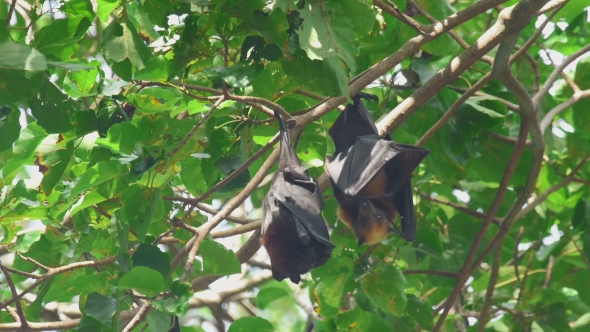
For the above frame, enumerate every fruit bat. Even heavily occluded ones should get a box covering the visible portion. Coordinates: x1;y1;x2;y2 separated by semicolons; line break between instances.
262;111;335;284
325;93;430;245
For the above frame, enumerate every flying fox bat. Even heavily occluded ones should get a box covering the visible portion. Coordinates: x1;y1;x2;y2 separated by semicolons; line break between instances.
325;93;430;245
262;111;335;284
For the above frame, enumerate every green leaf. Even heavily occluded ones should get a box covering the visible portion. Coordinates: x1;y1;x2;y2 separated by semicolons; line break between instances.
1;123;47;183
338;0;375;36
127;89;178;113
102;17;151;70
120;186;164;243
256;287;290;310
228;317;274;332
63;64;101;98
34;15;92;56
85;292;117;327
97;0;120;22
8;230;42;252
281;50;342;97
38;141;77;195
198;240;241;276
0;41;47;71
61;0;95;22
146;310;174;332
180;157;208;197
297;2;357;75
152;281;192;316
69;160;129;197
30;80;83;133
95;122;143;154
405;295;434;330
0;69;44;105
142;0;171;26
227;1;289;47
134;56;170;82
119;266;164;296
132;244;171;280
360;264;408;316
205;63;264;88
0;108;21;152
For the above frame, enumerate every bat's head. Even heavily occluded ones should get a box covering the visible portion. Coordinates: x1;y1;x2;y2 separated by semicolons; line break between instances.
337;200;391;246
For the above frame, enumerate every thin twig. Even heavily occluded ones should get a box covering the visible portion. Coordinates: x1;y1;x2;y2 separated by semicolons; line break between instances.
0;266;29;330
418;191;502;225
167;97;225;159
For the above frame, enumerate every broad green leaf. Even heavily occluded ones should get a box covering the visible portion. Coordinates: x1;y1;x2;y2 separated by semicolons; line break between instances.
95;122;143;154
360;264;408;316
34;15;92;56
119;266;165;296
38;140;77;195
120;186;164;243
102;17;151;70
0;69;44;105
8;230;42;252
227;1;289;47
297;2;357;75
63;64;101;98
256;286;290;310
126;89;177;113
180;157;208;197
0;41;47;71
132;244;171;280
198;240;241;276
152;281;192;317
70;190;108;216
228;317;274;332
134;56;170;82
405;295;434;330
97;0;119;22
146;310;173;332
125;2;160;42
0;108;21;152
205;63;264;88
338;0;375;36
61;0;95;21
281;50;342;97
30;80;83;134
69;160;129;197
85;292;117;327
1;123;47;183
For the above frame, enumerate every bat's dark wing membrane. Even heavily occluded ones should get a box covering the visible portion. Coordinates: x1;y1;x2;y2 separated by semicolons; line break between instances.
168;316;181;332
391;178;417;242
329;93;379;154
272;179;334;250
326;137;429;199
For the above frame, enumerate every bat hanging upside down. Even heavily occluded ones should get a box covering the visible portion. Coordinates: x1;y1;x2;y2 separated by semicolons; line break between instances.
325;93;430;246
262;111;335;284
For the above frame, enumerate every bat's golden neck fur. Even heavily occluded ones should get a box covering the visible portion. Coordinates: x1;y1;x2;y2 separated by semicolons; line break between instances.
337;202;391;246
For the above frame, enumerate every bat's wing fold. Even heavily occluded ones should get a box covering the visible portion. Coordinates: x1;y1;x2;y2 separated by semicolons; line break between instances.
326;136;429;199
273;181;334;250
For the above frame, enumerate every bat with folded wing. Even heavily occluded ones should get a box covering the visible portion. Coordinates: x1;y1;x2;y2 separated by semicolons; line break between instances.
262;111;335;283
325;93;430;245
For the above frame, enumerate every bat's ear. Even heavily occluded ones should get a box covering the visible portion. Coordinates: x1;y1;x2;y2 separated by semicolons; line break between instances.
272;268;287;282
289;274;301;284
